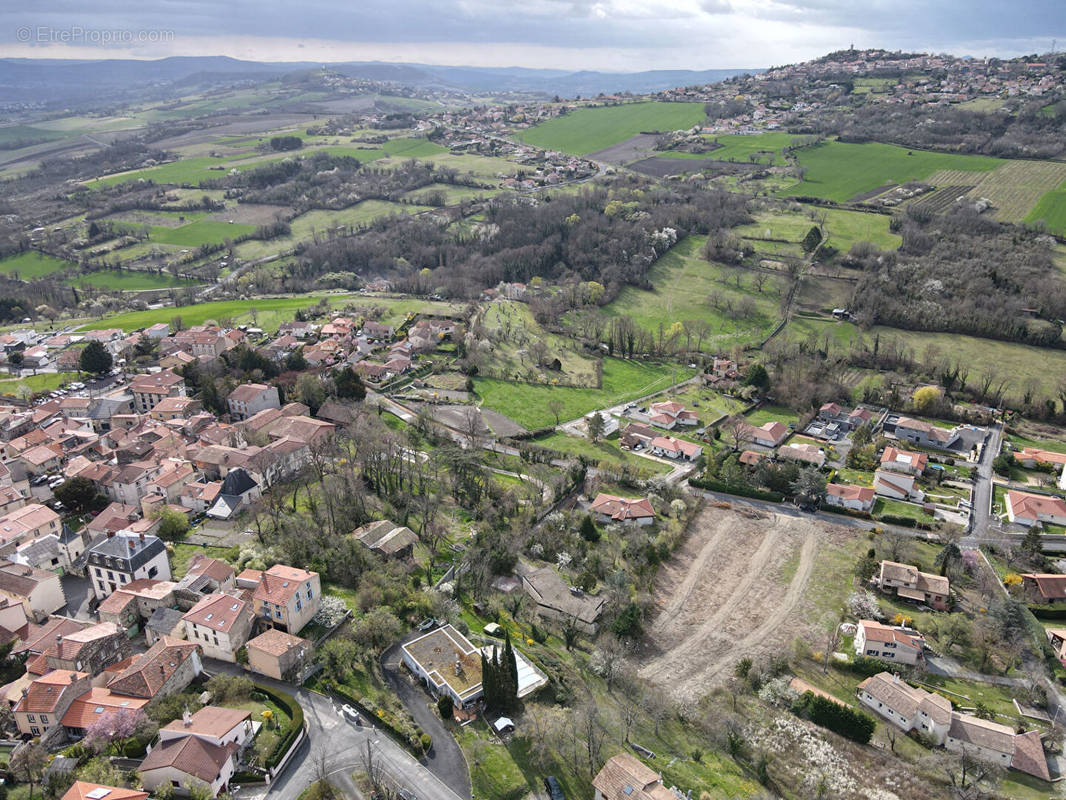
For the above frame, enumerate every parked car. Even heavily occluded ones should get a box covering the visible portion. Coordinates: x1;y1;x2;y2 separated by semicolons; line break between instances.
340;705;360;725
543;776;565;800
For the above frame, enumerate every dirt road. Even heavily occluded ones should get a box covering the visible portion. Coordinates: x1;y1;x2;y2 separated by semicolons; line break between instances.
638;505;822;701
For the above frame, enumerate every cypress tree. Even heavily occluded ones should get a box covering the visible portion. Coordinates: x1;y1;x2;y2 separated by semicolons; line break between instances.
480;650;494;709
503;631;519;710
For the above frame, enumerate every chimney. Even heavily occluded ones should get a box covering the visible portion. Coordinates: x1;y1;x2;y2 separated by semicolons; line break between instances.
139;533;145;542
128;540;136;553
454;660;461;677
55;634;62;642
182;710;192;727
106;530;115;538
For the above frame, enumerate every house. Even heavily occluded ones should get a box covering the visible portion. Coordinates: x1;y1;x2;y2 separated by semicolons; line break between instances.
893;417;959;450
248;564;321;635
15;670;92;737
205;468;260;520
818;402;844;421
589;494;655;526
105;637;202;699
873;469;924;502
246;629;312;682
139;734;238;798
710;358;739;379
619;422;656;451
592;753;676;800
174;555;235;608
824;483;875;512
181;592;254;663
880;447;928;476
855;619;926;666
1047;628;1066;664
0;559;66;620
226;384;280;422
401;624;483;709
877;561;950;610
520;564;606;634
146;323;170;339
1014;447;1066;469
129;371;186;415
160;706;255;750
1021;573;1066;604
776;442;825;467
62;783;147;800
648;436;703;461
86;533;170;600
739;450;767;467
946;714;1050;781
145;608;187;646
647;402;698;429
60;687;150;734
0;503;62;555
351;520;419;560
857;673;953;744
741;420;789;448
1005;490;1066;527
43;621;131;675
149;397;202;422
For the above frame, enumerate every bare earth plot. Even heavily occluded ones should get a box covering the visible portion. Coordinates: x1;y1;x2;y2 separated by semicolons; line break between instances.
639;505;827;702
586;133;661;165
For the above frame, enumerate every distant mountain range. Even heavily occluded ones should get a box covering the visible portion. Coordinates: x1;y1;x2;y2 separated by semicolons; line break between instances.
0;56;760;106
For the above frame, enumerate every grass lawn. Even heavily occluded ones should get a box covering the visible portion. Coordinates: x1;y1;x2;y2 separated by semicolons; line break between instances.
533;431;673;476
0;250;75;279
515;102;707;155
475;358;695;430
1026;178;1066;235
872;497;932;522
781;140;1003;203
480;300;599;386
785;315;1066;402
601;235;782;351
71;270;201;290
79;293;351;332
151;219;257;246
687;131;801;165
1007;432;1066;455
744;404;797;427
0;372;70;397
167;542;234;579
734;206;901;252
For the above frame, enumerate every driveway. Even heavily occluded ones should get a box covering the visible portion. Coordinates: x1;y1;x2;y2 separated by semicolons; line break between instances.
203;659;466;800
380;638;472;800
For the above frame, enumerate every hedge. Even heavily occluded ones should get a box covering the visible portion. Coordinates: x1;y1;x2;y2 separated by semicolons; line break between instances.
834;654;894;678
1029;605;1066;620
877;514;933;530
818;503;872;520
255;683;304;770
795;693;875;744
687;477;784;503
232;770;268;784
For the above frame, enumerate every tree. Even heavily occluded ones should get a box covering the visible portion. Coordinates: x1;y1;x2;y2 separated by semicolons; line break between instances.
801;225;822;254
724;414;749;450
548;399;564;426
437;695;453;720
79;340;113;375
11;741;49;800
586;412;605;442
790;466;826;504
579;514;600;542
296;373;327;414
912;385;942;414
155;507;190;541
333;366;366;401
7;351;22;371
935;542;962;577
743;362;770;390
53;476;106;513
611;602;643;639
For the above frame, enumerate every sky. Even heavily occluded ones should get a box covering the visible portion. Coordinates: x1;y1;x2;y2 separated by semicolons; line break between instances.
4;0;1065;71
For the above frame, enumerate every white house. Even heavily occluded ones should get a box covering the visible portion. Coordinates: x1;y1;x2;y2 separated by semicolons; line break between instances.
1004;490;1066;527
226;384;280;422
86;532;171;601
139;735;238;798
160;706;255;750
873;470;924;502
825;483;875;513
854;619;925;666
856;672;952;744
401;624;483;709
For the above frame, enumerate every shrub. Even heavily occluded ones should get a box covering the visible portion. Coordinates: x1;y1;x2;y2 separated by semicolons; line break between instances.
437;695;453;720
795;693;875;744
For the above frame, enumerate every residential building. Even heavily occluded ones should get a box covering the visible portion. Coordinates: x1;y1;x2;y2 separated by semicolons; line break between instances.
589;493;655;526
61;687;150;734
592;753;677;800
880;447;928;476
1005;490;1066;527
0;559;66;620
825;483;875;512
1021;573;1066;604
893;417;959;450
401;624;483;709
649;436;702;461
854;619;926;665
877;561;950;610
181;592;254;662
520;563;605;634
740;420;789;448
174;554;235;609
857;672;952;744
139;735;238;798
226;384;280;422
351;520;419;560
105;637;202;699
14;670;92;737
248;564;321;635
776;442;825;467
61;783;147;800
873;469;924;502
0;503;61;555
86;533;170;600
44;621;131;675
205;468;261;520
145;608;186;646
160;706;255;750
246;629;312;682
130;371;186;414
647;401;698;429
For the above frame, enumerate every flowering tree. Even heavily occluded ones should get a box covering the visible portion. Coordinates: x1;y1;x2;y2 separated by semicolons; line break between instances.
85;709;152;755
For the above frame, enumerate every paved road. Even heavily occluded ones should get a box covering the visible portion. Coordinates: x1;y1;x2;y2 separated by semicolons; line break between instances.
380;640;472;800
964;421;1002;548
204;660;467;800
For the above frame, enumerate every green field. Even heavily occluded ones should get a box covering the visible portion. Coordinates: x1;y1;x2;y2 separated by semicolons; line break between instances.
670;131;801;165
479;300;599;385
475;358;695;429
787;315;1066;401
0;251;75;279
515;102;707;155
0;124;66;146
72;270;201;290
0;372;69;397
735;207;901;252
151;219;257;246
532;431;673;476
782;140;1003;203
1026;178;1066;234
79;294;348;332
602;235;782;350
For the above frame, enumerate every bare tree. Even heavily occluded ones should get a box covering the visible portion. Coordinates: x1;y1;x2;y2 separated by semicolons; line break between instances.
579;700;606;778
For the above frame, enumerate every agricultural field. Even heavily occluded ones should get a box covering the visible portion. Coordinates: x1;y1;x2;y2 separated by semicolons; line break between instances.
682;131;800;165
0;251;75;279
71;270;201;291
924;161;1066;223
515;101;707;155
0;124;66;146
477;300;599;386
602;235;783;350
401;182;498;204
734;206;901;253
79;294;352;332
475;357;695;430
1026;178;1066;234
781;140;1003;203
530;431;673;477
786;315;1066;401
151;219;257;246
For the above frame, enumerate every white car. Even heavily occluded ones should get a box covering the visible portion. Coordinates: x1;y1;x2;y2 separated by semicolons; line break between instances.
340;705;360;725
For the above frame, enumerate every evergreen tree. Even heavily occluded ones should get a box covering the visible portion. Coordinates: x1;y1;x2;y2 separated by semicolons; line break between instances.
480;650;494;709
579;514;600;542
79;340;113;375
503;632;519;709
801;225;823;254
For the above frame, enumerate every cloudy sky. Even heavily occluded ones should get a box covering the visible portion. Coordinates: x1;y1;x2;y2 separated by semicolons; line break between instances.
5;0;1065;71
